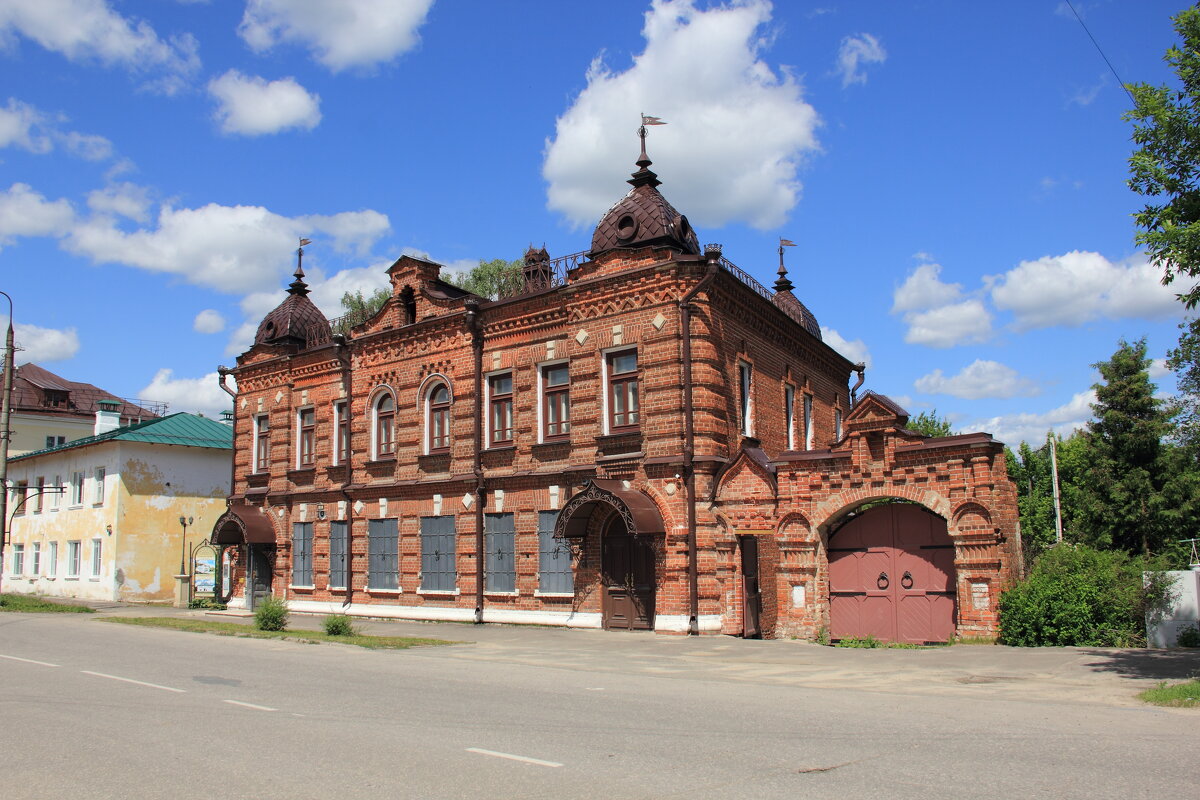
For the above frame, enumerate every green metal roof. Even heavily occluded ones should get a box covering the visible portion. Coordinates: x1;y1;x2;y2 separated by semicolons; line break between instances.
10;412;233;462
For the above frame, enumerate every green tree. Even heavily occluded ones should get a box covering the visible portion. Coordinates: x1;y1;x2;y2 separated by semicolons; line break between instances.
1075;339;1184;555
907;409;952;437
1167;316;1200;451
445;258;524;300
1126;5;1200;309
339;288;389;320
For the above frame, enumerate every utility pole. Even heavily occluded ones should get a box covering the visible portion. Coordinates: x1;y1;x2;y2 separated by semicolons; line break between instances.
1049;433;1063;544
0;291;14;593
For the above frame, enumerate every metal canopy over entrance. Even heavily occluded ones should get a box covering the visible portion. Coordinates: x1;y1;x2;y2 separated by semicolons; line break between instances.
828;503;956;644
554;479;666;541
211;503;277;545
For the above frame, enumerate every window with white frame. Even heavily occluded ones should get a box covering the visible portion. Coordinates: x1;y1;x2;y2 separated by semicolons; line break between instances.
254;414;271;472
426;382;451;453
606;349;639;432
45;435;65;449
334;401;350;465
35;476;45;513
52;474;62;510
31;542;41;575
297;407;316;467
488;372;513;446
67;540;81;577
738;361;753;437
372;391;396;459
93;467;105;505
69;472;83;506
91;538;102;577
541;362;571;441
48;541;58;577
804;394;814;450
11;544;24;575
785;385;796;450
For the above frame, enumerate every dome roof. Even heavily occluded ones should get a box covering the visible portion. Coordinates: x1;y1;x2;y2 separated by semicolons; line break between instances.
590;144;700;257
254;267;331;348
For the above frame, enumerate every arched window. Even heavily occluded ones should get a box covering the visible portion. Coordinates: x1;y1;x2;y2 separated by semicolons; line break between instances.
373;391;396;459
427;383;451;452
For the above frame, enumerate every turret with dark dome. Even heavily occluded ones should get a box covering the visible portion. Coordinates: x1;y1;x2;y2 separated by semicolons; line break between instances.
253;254;331;348
589;127;700;258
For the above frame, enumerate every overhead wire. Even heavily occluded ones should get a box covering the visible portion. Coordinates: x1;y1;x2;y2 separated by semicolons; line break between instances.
1062;0;1138;107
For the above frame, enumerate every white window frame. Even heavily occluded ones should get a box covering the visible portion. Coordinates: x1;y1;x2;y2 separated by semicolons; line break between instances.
332;400;349;466
295;406;316;469
11;544;24;576
69;472;84;507
804;393;814;450
93;467;105;506
785;384;796;450
370;387;397;461
67;540;81;578
253;414;271;473
51;474;62;511
738;360;754;437
835;407;844;441
424;380;452;454
48;541;58;577
91;537;103;578
484;369;514;448
31;542;40;575
600;346;639;435
536;358;571;444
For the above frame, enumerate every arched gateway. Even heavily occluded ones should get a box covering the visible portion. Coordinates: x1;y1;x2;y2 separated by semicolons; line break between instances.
211;504;277;610
556;480;665;631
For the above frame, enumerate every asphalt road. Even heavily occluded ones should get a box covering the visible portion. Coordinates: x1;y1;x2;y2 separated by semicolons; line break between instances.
1;610;1196;800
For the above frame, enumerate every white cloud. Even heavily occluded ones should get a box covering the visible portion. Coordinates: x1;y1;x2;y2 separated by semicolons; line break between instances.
0;182;75;244
835;33;886;87
914;359;1040;400
87;182;152;222
193;309;225;334
1148;357;1170;380
0;97;113;159
238;0;433;72
0;0;200;93
543;0;820;230
208;70;321;136
902;299;993;348
0;97;51;152
7;321;79;363
964;390;1095;447
989;251;1180;330
65;201;390;294
1068;73;1106;107
820;326;872;368
138;369;233;418
305;262;392;318
892;262;963;313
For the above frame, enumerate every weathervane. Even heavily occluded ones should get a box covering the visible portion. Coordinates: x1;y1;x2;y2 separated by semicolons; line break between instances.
296;237;312;278
638;113;666;161
775;237;796;292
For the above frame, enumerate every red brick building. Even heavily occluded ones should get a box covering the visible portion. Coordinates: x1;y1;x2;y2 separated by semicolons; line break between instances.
212;136;1020;641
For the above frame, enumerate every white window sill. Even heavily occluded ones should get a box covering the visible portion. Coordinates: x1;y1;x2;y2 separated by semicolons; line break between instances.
326;585;347;591
65;577;79;581
484;590;518;597
366;587;402;594
418;588;461;596
89;577;101;582
534;591;575;598
288;585;315;590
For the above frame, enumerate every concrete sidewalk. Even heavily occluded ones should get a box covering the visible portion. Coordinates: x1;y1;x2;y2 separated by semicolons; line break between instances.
83;599;1200;709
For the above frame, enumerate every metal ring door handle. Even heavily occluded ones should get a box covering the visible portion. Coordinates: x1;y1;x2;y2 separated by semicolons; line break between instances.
901;571;914;589
877;571;889;590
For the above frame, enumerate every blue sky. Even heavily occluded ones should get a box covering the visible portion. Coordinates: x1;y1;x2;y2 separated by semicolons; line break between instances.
0;0;1192;446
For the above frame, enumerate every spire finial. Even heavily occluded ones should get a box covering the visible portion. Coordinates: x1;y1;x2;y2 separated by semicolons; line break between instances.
775;237;797;293
289;237;312;296
630;114;666;188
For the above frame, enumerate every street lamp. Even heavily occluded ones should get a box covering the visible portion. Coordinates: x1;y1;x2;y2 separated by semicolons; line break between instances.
178;515;193;574
0;290;15;593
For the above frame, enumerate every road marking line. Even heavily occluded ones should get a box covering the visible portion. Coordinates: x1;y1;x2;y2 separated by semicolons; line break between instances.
466;748;562;768
0;654;60;667
223;699;277;712
80;670;186;693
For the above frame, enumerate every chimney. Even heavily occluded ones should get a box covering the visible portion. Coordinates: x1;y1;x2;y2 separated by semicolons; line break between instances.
95;399;122;435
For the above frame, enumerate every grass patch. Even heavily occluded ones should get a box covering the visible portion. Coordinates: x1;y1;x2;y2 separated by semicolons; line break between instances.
834;635;925;649
0;593;94;613
98;616;457;649
1139;679;1200;708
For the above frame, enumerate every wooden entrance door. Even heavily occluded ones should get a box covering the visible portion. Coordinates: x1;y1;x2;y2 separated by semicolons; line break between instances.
248;546;274;610
828;504;956;643
601;518;655;630
739;535;762;639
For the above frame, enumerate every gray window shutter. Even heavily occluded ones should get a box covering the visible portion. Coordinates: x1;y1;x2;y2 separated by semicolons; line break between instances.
368;518;398;590
538;510;573;594
421;515;457;592
329;521;347;588
485;513;516;593
292;522;313;586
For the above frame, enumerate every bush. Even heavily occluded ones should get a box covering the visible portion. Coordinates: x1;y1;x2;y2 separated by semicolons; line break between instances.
253;596;288;632
998;545;1172;647
188;597;226;610
323;614;355;637
1177;624;1200;648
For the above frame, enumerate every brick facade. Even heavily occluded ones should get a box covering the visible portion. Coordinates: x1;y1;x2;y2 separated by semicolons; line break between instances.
213;149;1020;640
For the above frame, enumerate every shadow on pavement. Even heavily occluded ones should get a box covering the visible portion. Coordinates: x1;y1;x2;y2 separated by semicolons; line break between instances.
1078;648;1200;681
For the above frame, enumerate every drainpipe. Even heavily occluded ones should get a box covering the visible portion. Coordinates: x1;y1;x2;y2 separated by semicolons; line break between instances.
849;362;866;407
333;334;355;607
464;299;485;625
679;246;721;635
216;366;238;602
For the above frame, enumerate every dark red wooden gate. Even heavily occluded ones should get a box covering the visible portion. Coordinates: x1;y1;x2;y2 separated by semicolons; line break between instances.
828;504;956;643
